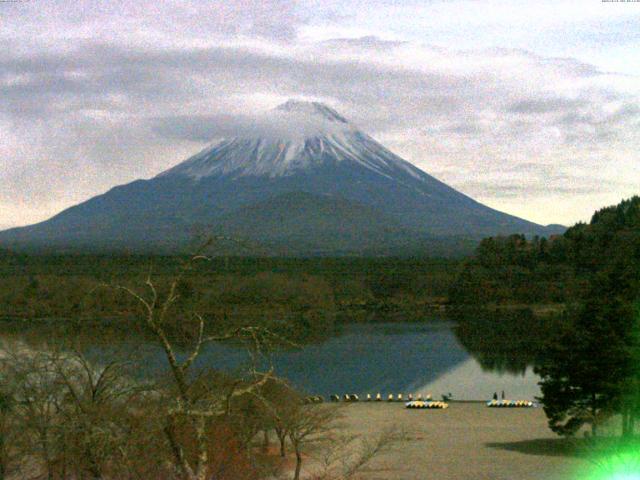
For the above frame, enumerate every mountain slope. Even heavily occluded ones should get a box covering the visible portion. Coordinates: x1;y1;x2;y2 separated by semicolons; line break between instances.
211;191;421;255
0;100;563;255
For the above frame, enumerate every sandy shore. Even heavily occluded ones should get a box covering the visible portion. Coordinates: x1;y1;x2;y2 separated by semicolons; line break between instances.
333;402;590;480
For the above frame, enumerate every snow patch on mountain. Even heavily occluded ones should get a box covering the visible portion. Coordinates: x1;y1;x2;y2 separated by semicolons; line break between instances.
158;100;430;182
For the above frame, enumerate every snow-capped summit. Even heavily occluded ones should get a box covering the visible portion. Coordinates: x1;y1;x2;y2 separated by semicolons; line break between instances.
159;100;424;180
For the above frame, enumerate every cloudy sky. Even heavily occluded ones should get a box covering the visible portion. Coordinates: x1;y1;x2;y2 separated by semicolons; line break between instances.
1;0;639;229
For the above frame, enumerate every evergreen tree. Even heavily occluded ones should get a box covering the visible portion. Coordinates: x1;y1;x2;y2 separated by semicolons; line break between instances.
537;196;640;437
536;300;629;436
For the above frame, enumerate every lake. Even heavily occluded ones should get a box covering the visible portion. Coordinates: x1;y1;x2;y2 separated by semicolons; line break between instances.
255;322;541;400
1;319;541;401
68;320;540;401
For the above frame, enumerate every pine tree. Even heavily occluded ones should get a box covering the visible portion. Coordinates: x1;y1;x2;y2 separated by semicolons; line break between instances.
537;196;640;437
536;302;626;436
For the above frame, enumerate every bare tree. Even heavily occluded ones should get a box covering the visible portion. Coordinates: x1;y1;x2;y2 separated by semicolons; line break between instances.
3;349;65;480
0;345;153;480
311;427;406;480
0;373;17;480
52;351;146;479
286;404;340;480
256;379;301;458
111;247;280;480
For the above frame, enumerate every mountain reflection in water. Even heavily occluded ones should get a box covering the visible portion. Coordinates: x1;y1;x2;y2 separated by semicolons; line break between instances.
0;316;546;400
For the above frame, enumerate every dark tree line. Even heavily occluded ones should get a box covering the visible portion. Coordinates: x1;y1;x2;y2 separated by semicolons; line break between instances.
451;196;640;437
536;197;640;436
0;255;457;326
449;233;584;306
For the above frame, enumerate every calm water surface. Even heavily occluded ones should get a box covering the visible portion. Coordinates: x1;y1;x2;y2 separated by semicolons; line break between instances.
2;320;541;401
95;321;541;401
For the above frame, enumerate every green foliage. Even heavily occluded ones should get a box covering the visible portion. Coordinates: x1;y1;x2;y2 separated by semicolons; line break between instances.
449;234;579;306
450;197;640;308
533;196;640;436
536;306;627;436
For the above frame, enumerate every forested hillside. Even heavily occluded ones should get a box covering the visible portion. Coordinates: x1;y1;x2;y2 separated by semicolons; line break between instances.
449;196;640;307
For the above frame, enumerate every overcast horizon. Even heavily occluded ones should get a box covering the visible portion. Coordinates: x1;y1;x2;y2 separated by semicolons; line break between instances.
1;0;639;231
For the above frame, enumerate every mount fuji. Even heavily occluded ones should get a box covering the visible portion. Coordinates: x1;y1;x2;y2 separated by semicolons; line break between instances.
0;100;563;255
